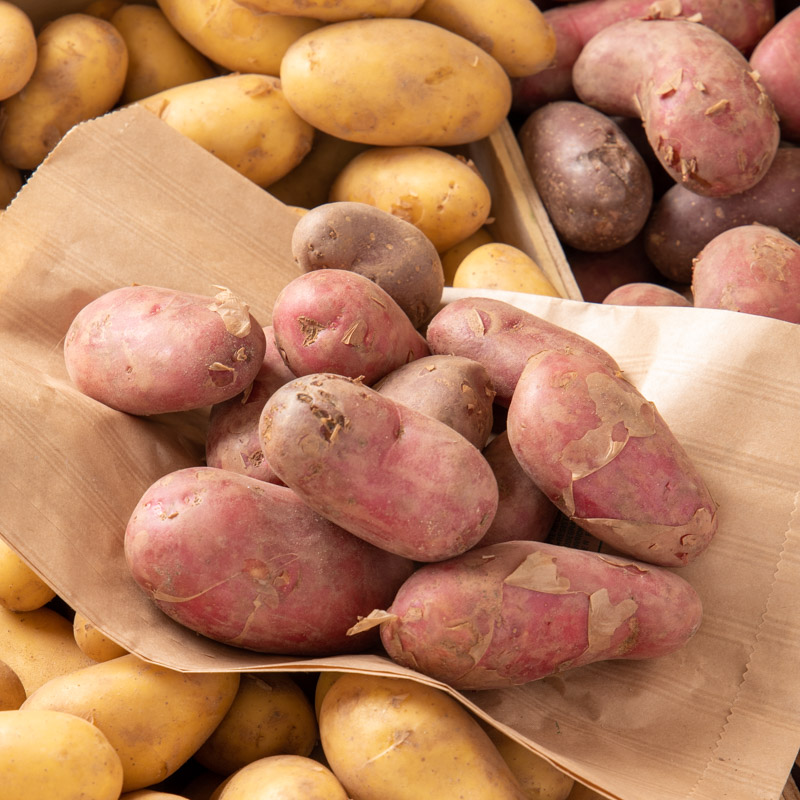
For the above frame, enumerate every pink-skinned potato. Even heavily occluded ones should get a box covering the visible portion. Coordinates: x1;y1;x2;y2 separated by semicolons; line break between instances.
259;372;498;562
205;326;296;484
124;466;415;655
572;18;780;197
64;285;267;416
602;282;692;307
371;540;703;690
271;268;430;385
425;296;618;405
507;349;718;567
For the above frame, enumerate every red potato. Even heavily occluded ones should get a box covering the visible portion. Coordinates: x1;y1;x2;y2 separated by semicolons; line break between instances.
64;285;267;416
602;282;692;307
425;296;618;405
691;224;800;323
376;540;704;690
124;466;415;655
750;6;800;142
572;18;781;197
506;348;718;567
271;269;430;385
258;372;499;562
205;326;296;484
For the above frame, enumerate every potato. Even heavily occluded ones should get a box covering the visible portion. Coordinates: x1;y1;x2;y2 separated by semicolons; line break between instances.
0;658;26;710
413;0;556;78
280;18;511;147
291;201;444;329
0;537;55;611
519;101;653;252
319;673;529;799
0;1;36;101
125;466;415;653
259;372;499;561
1;708;124;800
440;226;494;285
425;296;618;405
217;755;350;800
373;354;495;449
195;673;318;776
691;224;800;323
507;348;718;567
271;269;430;385
121;792;191;800
223;0;426;22
571;18;780;197
644;147;800;283
0;13;128;170
21;653;241;792
602;282;692;307
138;74;315;187
64;284;267;416
750;6;800;142
83;0;125;20
0;158;21;209
377;541;704;689
330;146;492;252
72;611;128;662
314;671;343;719
0;605;95;695
110;4;217;103
156;0;321;78
453;242;560;296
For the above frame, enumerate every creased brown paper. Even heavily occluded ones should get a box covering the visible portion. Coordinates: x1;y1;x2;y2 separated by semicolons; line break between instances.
0;106;799;800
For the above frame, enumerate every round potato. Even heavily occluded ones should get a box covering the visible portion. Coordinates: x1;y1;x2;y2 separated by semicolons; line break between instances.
0;13;128;170
440;226;495;285
0;2;36;101
602;282;692;307
0;659;26;711
72;611;128;662
0;537;55;611
229;0;425;22
280;18;511;147
453;242;560;296
330;146;492;252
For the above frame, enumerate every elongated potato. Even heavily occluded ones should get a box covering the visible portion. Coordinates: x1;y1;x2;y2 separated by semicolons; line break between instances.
0;1;36;101
227;0;426;21
377;541;704;689
507;349;718;567
259;373;499;561
125;467;415;653
64;285;267;416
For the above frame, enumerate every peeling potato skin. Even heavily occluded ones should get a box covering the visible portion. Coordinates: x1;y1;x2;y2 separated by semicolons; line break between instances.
271;269;430;385
379;540;704;690
258;373;499;562
425;296;618;405
572;18;780;198
506;349;718;567
373;354;495;450
124;466;415;655
64;285;267;416
691;224;800;323
291;201;444;329
519;101;653;252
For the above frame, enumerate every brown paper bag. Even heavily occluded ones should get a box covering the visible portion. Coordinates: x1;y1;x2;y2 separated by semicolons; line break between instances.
1;106;799;800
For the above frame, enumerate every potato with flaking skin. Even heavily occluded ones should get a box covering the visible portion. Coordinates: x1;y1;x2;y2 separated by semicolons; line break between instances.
0;2;36;102
271;269;430;385
602;282;692;307
374;540;703;690
507;349;718;567
291;201;444;329
259;372;499;562
373;354;496;450
572;18;780;198
64;285;267;416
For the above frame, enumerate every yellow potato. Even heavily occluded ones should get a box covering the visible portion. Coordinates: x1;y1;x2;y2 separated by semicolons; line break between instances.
318;673;528;800
138;73;315;187
0;159;21;209
0;1;36;101
21;653;241;792
225;0;425;22
121;792;191;800
158;0;321;77
111;4;216;103
0;13;128;170
0;658;26;710
280;18;511;147
1;708;124;800
314;671;343;720
329;146;492;252
414;0;556;77
453;241;560;296
218;754;350;800
0;605;95;695
0;537;55;611
195;673;318;776
440;226;495;285
72;610;128;662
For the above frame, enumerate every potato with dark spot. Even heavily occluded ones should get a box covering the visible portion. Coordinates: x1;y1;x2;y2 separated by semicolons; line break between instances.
291;201;444;329
519;101;653;252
